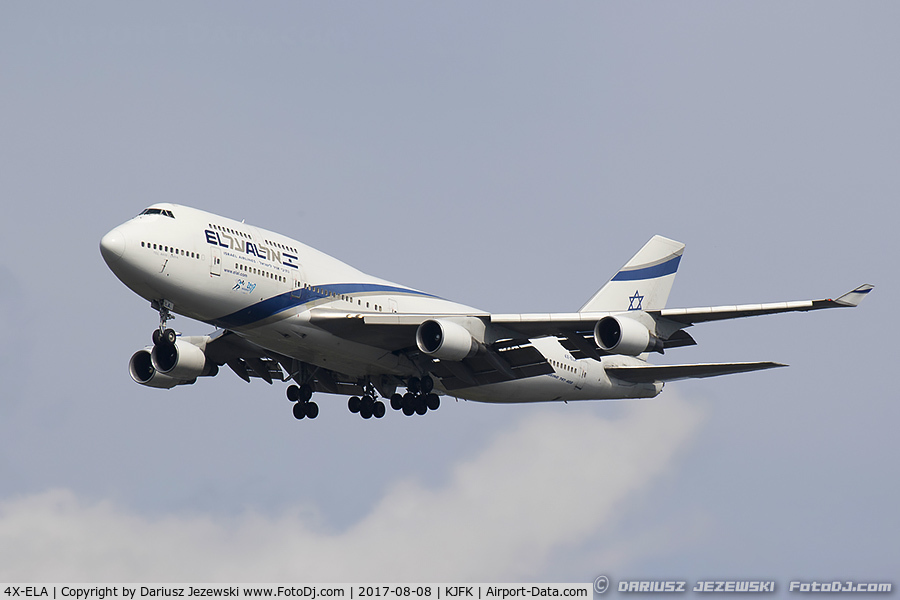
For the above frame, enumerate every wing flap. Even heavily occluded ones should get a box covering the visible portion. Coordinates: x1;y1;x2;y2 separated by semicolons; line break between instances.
428;345;554;391
606;361;786;383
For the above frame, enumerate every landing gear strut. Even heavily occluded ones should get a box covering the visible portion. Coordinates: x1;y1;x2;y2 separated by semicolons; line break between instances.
151;300;177;347
391;376;440;417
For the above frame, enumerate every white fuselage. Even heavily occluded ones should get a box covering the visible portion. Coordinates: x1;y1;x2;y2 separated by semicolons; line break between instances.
101;203;662;403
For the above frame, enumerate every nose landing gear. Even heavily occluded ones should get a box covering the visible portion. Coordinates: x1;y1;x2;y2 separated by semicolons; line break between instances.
152;328;177;346
151;300;177;347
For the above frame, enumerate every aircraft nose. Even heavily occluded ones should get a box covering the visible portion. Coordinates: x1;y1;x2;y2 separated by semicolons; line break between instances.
100;227;126;264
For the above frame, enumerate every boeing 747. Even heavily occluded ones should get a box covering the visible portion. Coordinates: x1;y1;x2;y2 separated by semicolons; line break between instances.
99;204;872;420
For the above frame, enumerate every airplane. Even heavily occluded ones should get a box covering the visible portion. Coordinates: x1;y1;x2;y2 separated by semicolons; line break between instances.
99;203;873;421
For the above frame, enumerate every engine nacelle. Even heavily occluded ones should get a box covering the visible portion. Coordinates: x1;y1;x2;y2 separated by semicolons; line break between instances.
594;315;663;355
151;339;218;380
129;348;190;389
416;319;479;361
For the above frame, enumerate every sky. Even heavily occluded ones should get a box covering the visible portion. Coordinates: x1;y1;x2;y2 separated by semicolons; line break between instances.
0;1;897;589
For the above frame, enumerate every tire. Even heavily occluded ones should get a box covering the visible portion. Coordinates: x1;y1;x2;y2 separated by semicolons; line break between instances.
425;393;440;411
421;376;434;394
390;393;403;411
299;385;313;403
348;396;361;413
292;402;306;420
306;402;319;419
163;328;177;345
287;385;300;402
373;401;386;419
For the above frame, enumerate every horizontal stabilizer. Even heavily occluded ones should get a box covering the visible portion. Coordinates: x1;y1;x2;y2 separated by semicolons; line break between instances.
606;361;786;383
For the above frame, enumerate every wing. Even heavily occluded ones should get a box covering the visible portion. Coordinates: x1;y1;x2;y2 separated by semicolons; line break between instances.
307;309;554;388
305;285;871;390
606;361;786;383
490;284;873;336
308;285;873;350
653;284;874;326
203;330;370;395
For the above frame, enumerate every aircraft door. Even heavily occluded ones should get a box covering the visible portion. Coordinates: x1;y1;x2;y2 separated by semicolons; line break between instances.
575;364;587;390
291;265;307;299
210;246;221;276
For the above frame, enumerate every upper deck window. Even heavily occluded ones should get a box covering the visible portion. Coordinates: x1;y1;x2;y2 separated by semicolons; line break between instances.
139;208;175;218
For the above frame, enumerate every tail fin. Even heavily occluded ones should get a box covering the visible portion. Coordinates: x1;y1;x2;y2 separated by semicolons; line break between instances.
579;235;685;312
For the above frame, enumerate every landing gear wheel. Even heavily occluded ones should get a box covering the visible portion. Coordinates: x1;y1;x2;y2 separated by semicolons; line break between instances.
421;375;434;394
162;328;177;345
373;401;386;419
152;329;161;346
292;402;306;420
407;377;421;394
305;402;319;419
390;393;403;411
299;384;313;403
402;404;415;417
348;396;361;413
415;396;428;416
425;393;440;411
360;404;373;419
287;385;301;402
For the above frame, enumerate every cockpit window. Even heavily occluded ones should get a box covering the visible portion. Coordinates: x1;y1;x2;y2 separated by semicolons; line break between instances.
139;208;175;218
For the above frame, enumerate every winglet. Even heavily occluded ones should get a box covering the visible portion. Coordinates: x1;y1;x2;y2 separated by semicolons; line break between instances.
833;284;874;307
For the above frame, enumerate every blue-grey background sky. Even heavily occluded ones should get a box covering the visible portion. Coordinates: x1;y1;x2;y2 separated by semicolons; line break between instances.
0;1;896;588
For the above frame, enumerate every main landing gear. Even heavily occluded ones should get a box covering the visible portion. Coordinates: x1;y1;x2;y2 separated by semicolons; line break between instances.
284;370;444;422
389;376;440;417
348;381;387;419
346;376;440;419
287;384;318;419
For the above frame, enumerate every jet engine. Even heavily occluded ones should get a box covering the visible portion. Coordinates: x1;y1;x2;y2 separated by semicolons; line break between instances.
416;319;480;361
129;339;218;389
151;339;218;380
594;315;664;355
129;347;189;388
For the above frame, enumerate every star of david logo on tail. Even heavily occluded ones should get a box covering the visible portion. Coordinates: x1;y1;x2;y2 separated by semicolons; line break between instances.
628;290;644;310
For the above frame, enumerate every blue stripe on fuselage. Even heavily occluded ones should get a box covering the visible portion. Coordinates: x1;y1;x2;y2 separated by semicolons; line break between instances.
211;283;439;329
611;254;682;282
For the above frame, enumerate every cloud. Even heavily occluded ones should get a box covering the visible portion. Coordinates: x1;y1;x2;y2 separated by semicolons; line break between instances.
0;396;704;582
